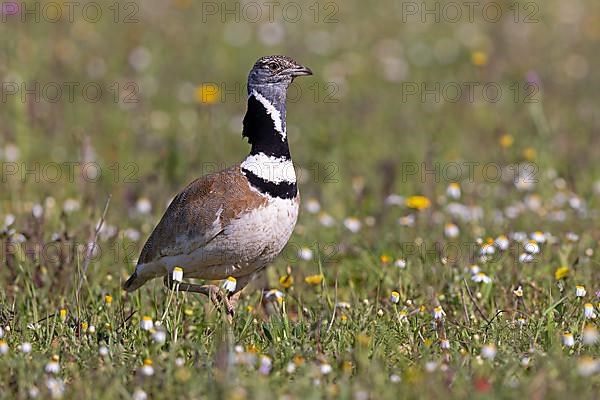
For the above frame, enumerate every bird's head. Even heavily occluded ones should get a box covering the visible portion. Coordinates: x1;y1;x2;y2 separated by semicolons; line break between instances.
248;55;312;89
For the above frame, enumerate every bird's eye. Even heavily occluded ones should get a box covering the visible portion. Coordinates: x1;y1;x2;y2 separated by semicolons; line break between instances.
267;62;279;71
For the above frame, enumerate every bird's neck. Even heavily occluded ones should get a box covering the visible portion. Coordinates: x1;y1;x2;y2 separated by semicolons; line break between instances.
241;84;297;199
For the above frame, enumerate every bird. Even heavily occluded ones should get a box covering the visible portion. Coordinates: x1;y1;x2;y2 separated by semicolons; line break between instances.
123;55;312;317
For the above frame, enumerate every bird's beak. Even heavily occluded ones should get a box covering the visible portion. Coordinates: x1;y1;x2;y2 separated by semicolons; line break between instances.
289;64;313;77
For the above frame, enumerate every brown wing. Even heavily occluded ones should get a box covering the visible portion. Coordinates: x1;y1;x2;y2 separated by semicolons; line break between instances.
137;165;267;265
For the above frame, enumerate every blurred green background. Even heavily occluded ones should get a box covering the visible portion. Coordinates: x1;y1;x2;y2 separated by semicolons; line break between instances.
2;0;599;215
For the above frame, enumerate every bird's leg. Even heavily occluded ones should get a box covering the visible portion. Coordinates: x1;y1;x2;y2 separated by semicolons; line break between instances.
163;275;224;313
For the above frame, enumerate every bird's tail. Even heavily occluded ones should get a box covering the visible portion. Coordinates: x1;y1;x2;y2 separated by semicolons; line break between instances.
123;270;147;292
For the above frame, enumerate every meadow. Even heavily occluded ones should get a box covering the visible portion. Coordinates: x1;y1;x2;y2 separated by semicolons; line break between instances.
0;0;599;398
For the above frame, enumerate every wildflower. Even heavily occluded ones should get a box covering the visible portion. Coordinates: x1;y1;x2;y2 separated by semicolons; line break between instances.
444;223;459;238
472;272;492;284
124;228;141;241
140;316;153;331
172;267;184;283
380;254;391;264
195;83;220;104
446;183;461;199
152;329;167;344
132;388;148;400
135;198;152;216
398;310;408;322
394;259;407;269
298;247;313;261
59;309;67;321
521;357;530;367
21;342;32;353
0;326;3;338
175;357;185;367
28;386;39;398
554;266;569;280
305;274;324;285
433;306;446;320
523;147;536;161
265;289;285;303
259;355;272;375
577;357;600;377
99;346;109;357
470;265;481;275
584;303;596;319
286;362;296;374
494;235;509;250
336;302;351;310
517;318;526;327
390;291;400;304
405;195;431;210
104;295;113;305
499;134;514;148
576;285;587;297
343;217;362;233
320;363;332;375
530;231;546;243
519;253;534;263
424;361;438;372
279;274;293;289
513;286;523;297
45;355;60;374
318;212;335;227
440;339;450;349
140;359;154;376
524;240;540;254
398;214;416;227
566;232;579;242
305;198;321;213
481;239;496;255
63;198;80;213
88;325;96;333
45;378;65;399
385;194;405;206
0;340;8;355
222;276;237;293
390;374;401;383
563;332;575;347
471;51;488;67
481;344;497;360
582;325;598;345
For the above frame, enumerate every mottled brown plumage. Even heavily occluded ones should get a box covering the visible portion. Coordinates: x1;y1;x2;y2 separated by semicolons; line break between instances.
138;165;267;265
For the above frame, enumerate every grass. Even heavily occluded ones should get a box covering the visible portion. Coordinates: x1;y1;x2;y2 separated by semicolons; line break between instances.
1;0;599;398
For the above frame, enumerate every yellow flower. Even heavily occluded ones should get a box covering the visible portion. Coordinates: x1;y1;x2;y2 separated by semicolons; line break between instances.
81;322;88;332
143;358;153;366
380;254;391;264
59;309;67;321
195;83;220;104
405;196;431;210
104;295;113;305
279;274;294;289
499;134;514;148
471;51;488;67
523;147;537;161
554;266;570;280
293;355;305;366
305;274;324;285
